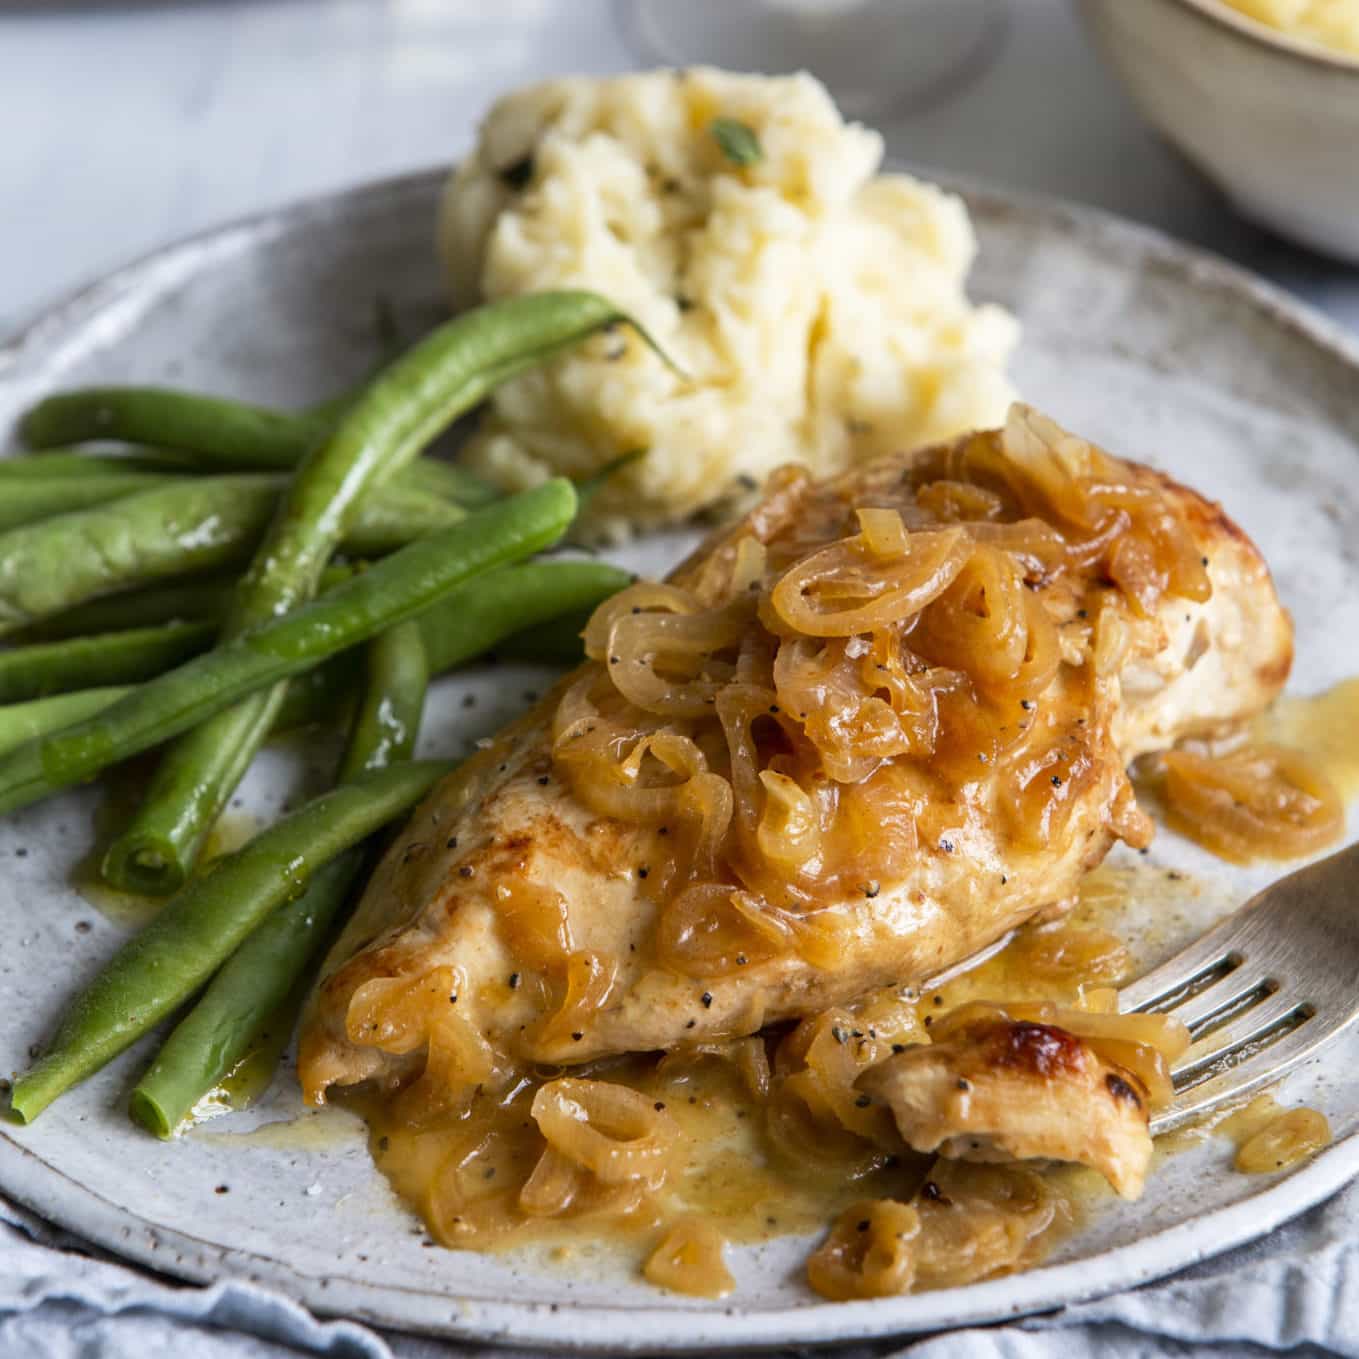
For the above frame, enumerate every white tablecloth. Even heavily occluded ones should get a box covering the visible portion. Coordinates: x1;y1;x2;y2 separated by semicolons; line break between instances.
4;1;1359;1353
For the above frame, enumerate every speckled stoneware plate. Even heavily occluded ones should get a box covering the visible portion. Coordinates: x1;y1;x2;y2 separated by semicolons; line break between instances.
2;168;1359;1351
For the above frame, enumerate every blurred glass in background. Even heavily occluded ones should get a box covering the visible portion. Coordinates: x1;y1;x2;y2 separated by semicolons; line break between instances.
616;0;1008;119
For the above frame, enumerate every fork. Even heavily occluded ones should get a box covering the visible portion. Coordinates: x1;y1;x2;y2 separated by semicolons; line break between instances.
1115;842;1359;1136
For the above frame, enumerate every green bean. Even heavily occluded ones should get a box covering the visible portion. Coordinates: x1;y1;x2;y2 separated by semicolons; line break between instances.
0;688;132;759
493;606;595;667
23;565;363;642
128;855;358;1136
8;758;451;1123
0;480;574;815
20;389;327;467
0;474;461;637
18;392;497;509
415;558;626;673
20;579;239;641
402;457;500;509
29;553;619;669
0;472;178;533
128;620;429;1136
0;660;356;762
0;558;622;766
0;450;196;479
0;621;217;703
337;621;428;784
115;292;630;893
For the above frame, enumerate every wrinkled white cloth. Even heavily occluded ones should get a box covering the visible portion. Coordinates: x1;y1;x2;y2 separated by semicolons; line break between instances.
2;1180;1357;1359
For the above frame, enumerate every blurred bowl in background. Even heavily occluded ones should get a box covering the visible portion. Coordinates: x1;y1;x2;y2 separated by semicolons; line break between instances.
1078;0;1359;262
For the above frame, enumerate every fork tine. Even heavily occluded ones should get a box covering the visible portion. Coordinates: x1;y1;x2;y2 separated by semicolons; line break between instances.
1150;1004;1359;1136
1173;991;1313;1084
1117;935;1243;1015
1169;967;1278;1037
1125;841;1359;1134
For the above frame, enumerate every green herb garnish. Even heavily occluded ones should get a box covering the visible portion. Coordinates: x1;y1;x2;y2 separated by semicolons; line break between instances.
710;118;763;167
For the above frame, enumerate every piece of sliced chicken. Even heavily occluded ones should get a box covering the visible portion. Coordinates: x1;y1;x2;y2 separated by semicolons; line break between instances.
299;405;1292;1105
857;1008;1154;1198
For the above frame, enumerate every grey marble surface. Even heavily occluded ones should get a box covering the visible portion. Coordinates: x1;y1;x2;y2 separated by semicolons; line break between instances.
3;0;1359;340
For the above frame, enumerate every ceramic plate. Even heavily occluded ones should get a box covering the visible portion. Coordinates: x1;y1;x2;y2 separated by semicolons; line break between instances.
2;169;1358;1351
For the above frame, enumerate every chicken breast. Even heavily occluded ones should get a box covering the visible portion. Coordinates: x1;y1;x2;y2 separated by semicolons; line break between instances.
299;405;1292;1105
858;1009;1154;1198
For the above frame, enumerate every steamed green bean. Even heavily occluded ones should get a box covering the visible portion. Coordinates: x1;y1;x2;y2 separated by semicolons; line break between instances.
0;473;462;637
9;759;451;1123
0;472;177;533
0;558;625;764
0;621;217;703
128;621;430;1135
115;291;630;894
20;389;327;467
0;689;132;760
0;480;574;814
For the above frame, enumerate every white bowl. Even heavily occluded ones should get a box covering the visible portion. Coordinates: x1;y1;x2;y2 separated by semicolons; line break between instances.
1078;0;1359;261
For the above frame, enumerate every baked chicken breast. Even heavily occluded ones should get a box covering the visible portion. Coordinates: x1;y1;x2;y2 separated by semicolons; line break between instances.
299;405;1291;1109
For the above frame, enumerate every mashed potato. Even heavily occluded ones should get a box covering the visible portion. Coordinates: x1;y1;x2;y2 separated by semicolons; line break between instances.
440;69;1018;537
1220;0;1359;53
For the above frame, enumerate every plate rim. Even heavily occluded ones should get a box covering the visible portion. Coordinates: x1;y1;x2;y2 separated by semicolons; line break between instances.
3;164;1359;1350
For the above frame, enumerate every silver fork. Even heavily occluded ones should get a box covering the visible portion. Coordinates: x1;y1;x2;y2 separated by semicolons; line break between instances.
1116;842;1359;1136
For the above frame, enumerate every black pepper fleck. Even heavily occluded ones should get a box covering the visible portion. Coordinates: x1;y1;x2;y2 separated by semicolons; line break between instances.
508;973;521;990
701;991;713;1008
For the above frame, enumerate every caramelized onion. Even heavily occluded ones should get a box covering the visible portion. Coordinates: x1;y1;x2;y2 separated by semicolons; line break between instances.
605;601;750;718
1162;744;1344;863
655;882;796;977
535;951;618;1051
425;1127;534;1247
1234;1108;1331;1174
912;1161;1061;1288
518;1144;650;1220
583;582;698;660
532;1078;678;1187
644;1217;735;1298
806;1199;920;1300
915;546;1028;686
856;507;910;558
770;526;971;637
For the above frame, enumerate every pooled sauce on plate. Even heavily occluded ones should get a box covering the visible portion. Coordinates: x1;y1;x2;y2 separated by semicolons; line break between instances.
1251;677;1359;801
338;861;1206;1297
332;852;1333;1296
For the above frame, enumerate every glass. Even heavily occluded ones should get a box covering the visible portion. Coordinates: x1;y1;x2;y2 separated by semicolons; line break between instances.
614;0;1009;121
